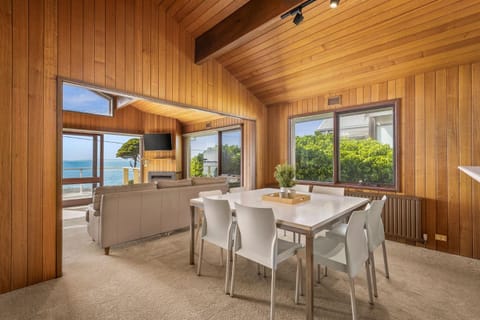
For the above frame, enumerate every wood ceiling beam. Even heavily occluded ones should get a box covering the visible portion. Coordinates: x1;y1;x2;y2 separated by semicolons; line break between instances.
194;0;305;64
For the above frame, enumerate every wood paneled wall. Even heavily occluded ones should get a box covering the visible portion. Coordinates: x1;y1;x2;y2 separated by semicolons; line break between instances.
266;62;480;258
0;0;266;293
0;0;58;293
57;0;265;120
57;0;266;187
182;117;243;134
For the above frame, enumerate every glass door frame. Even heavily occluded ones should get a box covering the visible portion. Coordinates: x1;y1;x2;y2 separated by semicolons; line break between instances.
218;127;243;187
62;131;104;207
184;125;243;186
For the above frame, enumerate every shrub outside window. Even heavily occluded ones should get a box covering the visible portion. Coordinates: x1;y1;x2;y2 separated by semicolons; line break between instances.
290;100;398;190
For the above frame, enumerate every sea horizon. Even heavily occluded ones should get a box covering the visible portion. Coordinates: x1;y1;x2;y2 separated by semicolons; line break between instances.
63;158;138;187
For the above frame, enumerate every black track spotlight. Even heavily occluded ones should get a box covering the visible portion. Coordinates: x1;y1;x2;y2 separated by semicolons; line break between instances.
293;10;304;25
330;0;340;9
280;0;316;26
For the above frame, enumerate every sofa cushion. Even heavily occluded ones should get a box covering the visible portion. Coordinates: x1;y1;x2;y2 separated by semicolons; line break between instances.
155;179;192;189
192;177;227;185
92;183;157;210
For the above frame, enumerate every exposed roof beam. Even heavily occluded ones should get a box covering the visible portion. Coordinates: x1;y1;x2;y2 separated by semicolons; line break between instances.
194;0;305;64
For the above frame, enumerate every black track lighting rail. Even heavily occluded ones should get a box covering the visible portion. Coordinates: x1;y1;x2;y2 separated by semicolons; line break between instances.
280;0;316;20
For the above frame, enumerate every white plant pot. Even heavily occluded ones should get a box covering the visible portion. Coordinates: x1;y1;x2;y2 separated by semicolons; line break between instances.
280;187;288;198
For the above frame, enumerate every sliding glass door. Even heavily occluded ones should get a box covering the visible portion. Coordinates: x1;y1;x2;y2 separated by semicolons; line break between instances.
62;133;103;207
189;133;219;177
186;127;242;187
62;132;141;207
220;129;241;187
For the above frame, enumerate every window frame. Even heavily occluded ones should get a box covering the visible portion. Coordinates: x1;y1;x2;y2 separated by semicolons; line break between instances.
61;81;115;117
184;125;243;186
289;99;400;192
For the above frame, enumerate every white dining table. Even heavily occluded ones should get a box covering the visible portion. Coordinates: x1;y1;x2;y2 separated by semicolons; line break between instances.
189;188;369;320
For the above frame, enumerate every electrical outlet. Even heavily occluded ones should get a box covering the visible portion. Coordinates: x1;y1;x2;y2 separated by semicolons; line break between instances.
435;234;447;242
423;234;428;241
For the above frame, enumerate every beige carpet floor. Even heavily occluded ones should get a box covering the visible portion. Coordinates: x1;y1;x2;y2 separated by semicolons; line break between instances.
1;220;479;320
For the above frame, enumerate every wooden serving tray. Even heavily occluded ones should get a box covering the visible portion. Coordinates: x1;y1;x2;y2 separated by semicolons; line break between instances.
262;192;311;205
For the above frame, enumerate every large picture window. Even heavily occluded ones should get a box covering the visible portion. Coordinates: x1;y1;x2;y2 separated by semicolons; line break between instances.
290;100;398;190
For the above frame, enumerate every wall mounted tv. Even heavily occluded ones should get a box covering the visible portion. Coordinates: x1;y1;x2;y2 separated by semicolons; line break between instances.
143;133;173;151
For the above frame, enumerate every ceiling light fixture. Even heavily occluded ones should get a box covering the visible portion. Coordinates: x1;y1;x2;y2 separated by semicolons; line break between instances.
293;9;304;25
280;0;316;25
330;0;340;9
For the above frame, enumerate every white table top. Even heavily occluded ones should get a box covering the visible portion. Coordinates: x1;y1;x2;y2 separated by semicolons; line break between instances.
190;188;369;233
458;166;480;183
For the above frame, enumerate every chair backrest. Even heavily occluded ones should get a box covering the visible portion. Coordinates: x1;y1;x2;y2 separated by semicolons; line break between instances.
292;184;310;192
233;203;278;266
345;210;369;277
229;186;245;193
198;189;222;197
202;198;233;245
311;186;345;196
365;195;387;251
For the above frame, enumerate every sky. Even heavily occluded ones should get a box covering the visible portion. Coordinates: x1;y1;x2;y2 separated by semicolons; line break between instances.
190;130;241;157
63;84;111;115
294;119;322;136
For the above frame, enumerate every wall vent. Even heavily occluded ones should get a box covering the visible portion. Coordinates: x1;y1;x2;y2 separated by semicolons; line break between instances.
328;95;342;105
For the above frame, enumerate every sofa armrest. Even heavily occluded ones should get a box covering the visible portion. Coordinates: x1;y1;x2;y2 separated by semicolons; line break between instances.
86;204;99;222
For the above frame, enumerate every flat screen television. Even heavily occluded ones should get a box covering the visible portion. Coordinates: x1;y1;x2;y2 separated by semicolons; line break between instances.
143;133;173;151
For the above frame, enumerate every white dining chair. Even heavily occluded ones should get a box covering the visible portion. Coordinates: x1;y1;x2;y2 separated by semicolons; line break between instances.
326;195;389;297
230;203;303;320
229;186;245;193
297;210;374;320
196;190;223;245
311;185;345;195
292;184;310;192
197;197;235;294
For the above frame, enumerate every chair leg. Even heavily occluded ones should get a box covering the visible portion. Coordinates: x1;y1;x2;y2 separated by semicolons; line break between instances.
196;239;204;276
300;260;304;296
292;232;296;242
382;241;390;279
324;266;328;277
348;276;358;320
257;263;261;275
370;252;378;297
316;264;321;283
263;265;267;278
195;213;202;247
365;261;374;305
230;252;237;297
270;268;276;320
225;249;231;295
295;258;301;304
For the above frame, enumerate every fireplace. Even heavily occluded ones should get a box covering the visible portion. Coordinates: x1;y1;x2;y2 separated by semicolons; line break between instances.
148;171;176;182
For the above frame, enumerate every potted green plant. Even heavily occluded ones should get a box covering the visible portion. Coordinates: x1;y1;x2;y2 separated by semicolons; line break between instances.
274;163;296;198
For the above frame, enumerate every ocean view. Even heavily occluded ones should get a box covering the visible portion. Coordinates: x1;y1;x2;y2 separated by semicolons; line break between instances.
63;159;138;195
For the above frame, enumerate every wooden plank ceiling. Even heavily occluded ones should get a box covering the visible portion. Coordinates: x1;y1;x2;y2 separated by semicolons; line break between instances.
128;99;226;125
160;0;480;106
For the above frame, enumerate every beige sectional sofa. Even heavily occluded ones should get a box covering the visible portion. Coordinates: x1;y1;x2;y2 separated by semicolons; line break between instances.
86;177;228;254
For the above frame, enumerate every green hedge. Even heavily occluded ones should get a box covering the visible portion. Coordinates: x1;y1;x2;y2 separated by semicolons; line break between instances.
295;133;393;185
